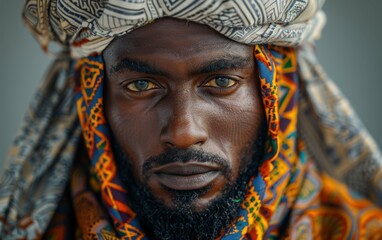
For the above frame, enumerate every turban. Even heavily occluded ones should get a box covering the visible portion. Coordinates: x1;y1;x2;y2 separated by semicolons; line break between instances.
23;0;325;57
1;0;382;239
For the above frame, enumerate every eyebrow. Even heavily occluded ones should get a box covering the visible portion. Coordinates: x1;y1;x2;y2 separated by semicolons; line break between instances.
109;56;251;76
191;57;251;75
110;58;167;76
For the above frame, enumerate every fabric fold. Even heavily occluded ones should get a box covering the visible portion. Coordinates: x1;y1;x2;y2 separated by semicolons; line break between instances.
0;53;81;239
1;0;382;239
22;0;326;58
298;44;382;206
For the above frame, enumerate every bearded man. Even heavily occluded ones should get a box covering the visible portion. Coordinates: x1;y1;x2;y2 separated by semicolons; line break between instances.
1;0;382;239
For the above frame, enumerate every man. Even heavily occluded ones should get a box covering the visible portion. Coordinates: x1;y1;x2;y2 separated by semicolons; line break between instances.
1;0;382;239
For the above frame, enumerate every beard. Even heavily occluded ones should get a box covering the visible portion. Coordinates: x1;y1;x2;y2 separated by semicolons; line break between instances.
113;126;266;240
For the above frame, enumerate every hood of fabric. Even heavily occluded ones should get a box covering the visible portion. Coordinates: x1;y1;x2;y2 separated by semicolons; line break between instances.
74;45;303;238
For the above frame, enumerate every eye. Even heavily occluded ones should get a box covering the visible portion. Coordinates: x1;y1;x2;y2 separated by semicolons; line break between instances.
125;80;158;92
204;76;237;88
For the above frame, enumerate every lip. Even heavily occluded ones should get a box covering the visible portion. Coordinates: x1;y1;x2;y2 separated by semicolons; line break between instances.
152;162;221;191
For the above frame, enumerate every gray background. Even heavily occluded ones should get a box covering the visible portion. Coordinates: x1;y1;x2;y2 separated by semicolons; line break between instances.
1;0;381;171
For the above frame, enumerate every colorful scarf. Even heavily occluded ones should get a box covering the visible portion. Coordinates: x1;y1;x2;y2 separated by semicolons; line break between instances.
1;0;382;239
42;46;382;239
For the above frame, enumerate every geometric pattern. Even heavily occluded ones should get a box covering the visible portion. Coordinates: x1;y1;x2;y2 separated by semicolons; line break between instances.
0;56;81;238
75;55;144;239
22;0;326;58
0;1;380;238
72;46;293;239
74;46;298;239
70;46;382;239
298;44;382;207
2;44;382;238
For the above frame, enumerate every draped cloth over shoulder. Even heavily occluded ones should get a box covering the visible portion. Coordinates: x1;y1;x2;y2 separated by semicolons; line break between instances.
0;0;381;239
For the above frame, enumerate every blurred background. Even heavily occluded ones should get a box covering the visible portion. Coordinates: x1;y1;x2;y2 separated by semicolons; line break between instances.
1;0;381;171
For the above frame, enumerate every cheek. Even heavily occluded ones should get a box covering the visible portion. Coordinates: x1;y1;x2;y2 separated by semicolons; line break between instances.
209;83;264;175
212;108;261;147
105;83;163;178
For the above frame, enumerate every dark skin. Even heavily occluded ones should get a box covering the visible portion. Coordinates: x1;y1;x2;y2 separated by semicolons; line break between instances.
103;18;264;212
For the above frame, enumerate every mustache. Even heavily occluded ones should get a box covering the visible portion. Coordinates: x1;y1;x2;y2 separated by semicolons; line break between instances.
142;148;231;179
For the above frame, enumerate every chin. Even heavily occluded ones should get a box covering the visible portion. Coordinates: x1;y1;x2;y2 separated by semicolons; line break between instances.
129;177;247;240
160;187;226;213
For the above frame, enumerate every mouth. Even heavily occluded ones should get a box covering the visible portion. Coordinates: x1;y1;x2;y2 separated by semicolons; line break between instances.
152;162;221;191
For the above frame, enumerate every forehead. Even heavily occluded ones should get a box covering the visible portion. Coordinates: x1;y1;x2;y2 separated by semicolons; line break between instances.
103;18;252;61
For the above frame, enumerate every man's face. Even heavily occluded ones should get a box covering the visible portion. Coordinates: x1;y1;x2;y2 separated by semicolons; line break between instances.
103;18;264;229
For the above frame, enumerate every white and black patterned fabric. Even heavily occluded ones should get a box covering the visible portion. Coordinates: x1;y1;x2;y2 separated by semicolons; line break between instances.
23;0;325;58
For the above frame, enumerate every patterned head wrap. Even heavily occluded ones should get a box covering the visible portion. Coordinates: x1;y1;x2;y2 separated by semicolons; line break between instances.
1;0;382;239
23;0;325;58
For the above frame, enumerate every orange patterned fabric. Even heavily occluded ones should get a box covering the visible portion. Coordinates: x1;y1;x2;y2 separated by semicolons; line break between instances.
42;45;382;239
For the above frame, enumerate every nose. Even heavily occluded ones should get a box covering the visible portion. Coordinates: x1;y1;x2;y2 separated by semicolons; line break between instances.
160;99;208;149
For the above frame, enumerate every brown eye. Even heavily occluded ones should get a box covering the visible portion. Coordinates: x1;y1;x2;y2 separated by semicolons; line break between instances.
126;80;158;92
204;77;237;88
